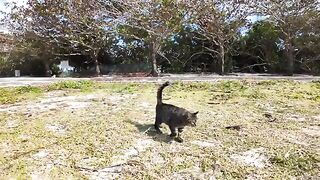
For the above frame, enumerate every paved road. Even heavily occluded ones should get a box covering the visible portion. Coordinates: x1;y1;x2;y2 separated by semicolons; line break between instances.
0;77;90;87
0;73;320;87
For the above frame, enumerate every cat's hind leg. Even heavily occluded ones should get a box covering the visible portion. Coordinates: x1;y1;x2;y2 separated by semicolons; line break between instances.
154;115;163;134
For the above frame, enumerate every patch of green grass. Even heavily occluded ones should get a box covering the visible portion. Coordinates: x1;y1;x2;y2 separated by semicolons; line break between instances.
270;150;319;176
13;161;29;179
103;83;147;93
16;86;43;94
47;80;94;91
311;80;320;88
170;80;248;93
200;157;217;172
239;88;266;99
171;81;214;91
216;80;248;93
256;80;278;86
94;82;157;95
0;86;43;104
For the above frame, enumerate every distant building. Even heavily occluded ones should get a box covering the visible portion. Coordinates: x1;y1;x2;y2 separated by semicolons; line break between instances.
58;60;75;72
58;60;75;77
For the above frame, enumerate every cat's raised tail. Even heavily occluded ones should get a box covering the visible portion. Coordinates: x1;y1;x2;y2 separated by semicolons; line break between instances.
157;81;170;104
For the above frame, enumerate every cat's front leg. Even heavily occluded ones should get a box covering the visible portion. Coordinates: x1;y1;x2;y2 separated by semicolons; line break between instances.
175;128;184;143
169;125;177;137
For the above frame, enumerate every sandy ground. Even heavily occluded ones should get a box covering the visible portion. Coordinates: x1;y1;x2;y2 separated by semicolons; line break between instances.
0;81;319;179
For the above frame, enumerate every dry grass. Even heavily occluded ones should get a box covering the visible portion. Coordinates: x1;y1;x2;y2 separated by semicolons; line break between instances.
0;80;319;179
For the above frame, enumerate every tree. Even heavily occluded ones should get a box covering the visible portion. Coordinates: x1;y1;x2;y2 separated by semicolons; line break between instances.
256;0;320;75
13;32;57;76
160;27;206;73
0;32;14;76
241;21;281;72
188;0;252;74
294;12;320;74
119;0;188;76
6;0;121;76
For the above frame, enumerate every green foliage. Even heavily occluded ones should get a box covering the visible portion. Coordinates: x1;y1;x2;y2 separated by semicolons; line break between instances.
294;12;320;75
160;28;206;73
50;64;62;76
7;0;121;76
248;21;280;41
2;0;319;76
0;55;6;69
241;21;281;72
0;55;12;76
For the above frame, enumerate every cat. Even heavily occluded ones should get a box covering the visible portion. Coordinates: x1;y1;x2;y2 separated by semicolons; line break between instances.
155;81;198;143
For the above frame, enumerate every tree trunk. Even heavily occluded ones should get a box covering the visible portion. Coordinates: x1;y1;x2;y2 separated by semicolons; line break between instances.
152;52;158;76
264;48;272;73
93;52;101;76
44;61;51;77
285;42;294;76
94;59;101;76
220;45;225;75
149;42;159;76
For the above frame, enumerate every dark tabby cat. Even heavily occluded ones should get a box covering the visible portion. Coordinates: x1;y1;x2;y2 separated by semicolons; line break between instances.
155;81;198;142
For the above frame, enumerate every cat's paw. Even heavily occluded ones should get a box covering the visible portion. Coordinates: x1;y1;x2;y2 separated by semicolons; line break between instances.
174;137;184;143
156;130;163;134
169;133;177;137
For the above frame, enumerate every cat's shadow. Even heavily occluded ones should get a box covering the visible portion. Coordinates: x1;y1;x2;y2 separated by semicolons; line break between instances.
129;121;174;143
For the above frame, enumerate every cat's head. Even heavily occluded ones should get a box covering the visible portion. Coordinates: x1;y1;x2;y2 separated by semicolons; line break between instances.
187;111;199;127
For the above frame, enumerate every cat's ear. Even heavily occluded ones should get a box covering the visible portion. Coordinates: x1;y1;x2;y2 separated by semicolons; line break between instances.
193;111;199;115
